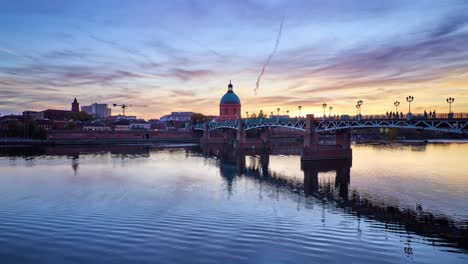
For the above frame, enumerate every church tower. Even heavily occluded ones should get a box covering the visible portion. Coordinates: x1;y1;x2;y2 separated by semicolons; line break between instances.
72;98;79;112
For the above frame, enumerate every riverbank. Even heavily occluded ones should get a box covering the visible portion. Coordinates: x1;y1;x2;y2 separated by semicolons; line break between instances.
0;138;201;146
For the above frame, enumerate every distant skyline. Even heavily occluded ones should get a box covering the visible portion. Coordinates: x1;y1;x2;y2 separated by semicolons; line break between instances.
1;0;468;119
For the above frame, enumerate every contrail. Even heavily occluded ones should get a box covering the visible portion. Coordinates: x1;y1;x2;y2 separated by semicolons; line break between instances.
255;16;285;95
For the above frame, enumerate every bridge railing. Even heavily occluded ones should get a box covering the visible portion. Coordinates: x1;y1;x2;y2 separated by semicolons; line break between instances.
320;113;468;121
192;113;468;130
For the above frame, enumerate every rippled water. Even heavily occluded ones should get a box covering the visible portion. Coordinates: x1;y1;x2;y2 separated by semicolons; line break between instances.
0;143;467;263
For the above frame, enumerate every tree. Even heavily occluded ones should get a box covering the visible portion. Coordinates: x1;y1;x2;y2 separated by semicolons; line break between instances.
250;113;257;118
65;121;78;129
71;111;94;121
191;113;209;124
258;110;265;118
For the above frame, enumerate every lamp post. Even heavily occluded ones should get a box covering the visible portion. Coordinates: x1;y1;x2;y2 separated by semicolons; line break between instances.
446;97;454;113
356;104;361;119
276;108;280;121
246;111;249;119
286;110;290;117
406;96;414;114
357;100;363;115
322;103;327;117
298;105;302;118
329;106;333;117
394;101;400;113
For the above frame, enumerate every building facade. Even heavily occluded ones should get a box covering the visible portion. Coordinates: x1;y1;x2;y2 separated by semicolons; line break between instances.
219;81;241;121
81;103;111;118
81;105;93;115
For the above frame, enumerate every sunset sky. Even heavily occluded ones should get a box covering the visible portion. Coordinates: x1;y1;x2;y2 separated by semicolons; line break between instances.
1;0;468;119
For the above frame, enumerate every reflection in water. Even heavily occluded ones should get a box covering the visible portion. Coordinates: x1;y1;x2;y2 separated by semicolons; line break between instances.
202;143;467;250
0;143;466;263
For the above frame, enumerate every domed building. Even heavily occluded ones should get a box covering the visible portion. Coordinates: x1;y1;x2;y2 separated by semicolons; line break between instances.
219;81;241;120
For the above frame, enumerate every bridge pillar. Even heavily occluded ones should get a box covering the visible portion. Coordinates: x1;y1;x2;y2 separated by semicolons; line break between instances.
302;164;318;195
237;119;246;144
202;123;210;143
222;129;231;143
260;127;270;144
260;152;270;177
304;114;318;150
336;165;351;200
336;130;351;149
235;150;246;174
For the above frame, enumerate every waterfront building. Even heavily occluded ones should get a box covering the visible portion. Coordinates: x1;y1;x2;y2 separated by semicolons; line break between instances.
129;122;151;130
160;112;193;129
219;81;241;120
108;115;137;122
39;109;74;121
112;120;131;131
22;111;41;119
83;121;111;131
160;112;193;123
36;119;54;130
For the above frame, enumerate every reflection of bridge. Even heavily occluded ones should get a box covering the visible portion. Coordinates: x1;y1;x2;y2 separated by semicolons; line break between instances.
194;115;468;161
201;144;468;250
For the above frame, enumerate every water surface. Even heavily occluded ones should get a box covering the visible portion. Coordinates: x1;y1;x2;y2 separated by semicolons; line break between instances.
0;143;467;263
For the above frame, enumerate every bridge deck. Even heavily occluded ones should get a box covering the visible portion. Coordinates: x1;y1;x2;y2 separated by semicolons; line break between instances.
193;117;468;134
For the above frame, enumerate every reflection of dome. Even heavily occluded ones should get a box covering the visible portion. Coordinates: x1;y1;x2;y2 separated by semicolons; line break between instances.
220;81;241;105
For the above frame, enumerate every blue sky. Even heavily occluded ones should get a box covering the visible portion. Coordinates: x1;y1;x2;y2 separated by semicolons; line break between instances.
1;0;468;118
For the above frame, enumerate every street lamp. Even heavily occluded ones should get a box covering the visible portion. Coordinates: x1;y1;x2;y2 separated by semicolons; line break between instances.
298;105;302;118
286;110;290;117
394;101;400;113
246;111;249;119
357;100;363;115
446;97;454;114
276;107;280;121
406;96;414;114
329;106;333;117
322;103;327;117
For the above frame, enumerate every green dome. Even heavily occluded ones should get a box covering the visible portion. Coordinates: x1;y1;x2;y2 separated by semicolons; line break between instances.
220;91;241;105
220;81;241;105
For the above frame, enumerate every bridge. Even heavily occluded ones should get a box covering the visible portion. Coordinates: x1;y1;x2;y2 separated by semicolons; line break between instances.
193;114;468;161
193;115;468;135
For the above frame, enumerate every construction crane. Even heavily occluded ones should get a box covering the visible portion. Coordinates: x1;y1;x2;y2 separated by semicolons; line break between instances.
112;104;132;116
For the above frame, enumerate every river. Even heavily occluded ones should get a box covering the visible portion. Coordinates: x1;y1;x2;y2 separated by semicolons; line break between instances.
0;142;466;263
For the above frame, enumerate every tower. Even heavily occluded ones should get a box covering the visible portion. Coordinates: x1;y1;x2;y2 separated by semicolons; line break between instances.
72;98;79;112
219;81;241;121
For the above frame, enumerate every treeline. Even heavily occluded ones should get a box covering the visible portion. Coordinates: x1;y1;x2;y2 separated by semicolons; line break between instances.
0;120;47;139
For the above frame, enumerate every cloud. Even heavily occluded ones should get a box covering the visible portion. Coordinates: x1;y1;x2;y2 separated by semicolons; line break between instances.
170;89;197;97
164;68;214;81
0;47;17;56
1;64;145;87
270;29;468;95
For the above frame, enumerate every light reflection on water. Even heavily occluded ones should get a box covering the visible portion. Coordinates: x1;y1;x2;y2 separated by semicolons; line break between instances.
0;143;467;264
